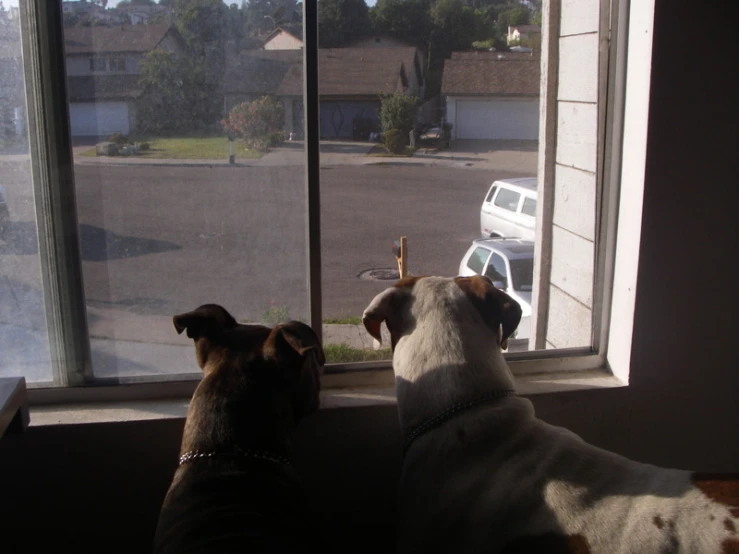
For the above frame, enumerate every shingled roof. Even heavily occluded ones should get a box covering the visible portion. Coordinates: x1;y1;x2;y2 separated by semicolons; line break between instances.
223;47;420;97
441;55;541;96
66;74;144;101
64;24;174;54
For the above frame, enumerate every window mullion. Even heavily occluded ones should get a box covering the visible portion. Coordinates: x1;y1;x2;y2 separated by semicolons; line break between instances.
19;0;92;386
303;0;322;341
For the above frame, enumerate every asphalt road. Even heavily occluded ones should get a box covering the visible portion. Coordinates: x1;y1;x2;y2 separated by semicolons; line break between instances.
1;161;529;330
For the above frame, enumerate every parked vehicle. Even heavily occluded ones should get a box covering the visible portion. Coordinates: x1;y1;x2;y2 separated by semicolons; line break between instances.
480;177;537;240
458;238;534;340
0;184;9;239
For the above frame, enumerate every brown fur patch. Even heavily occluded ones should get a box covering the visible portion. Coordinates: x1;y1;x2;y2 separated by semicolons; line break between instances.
653;515;665;529
453;275;522;342
501;533;590;554
727;518;737;533
394;275;425;289
723;538;739;554
692;473;739;512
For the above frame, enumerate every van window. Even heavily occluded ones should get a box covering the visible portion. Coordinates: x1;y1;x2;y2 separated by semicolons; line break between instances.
521;197;537;217
466;247;491;274
493;188;521;212
484;252;508;288
485;185;498;203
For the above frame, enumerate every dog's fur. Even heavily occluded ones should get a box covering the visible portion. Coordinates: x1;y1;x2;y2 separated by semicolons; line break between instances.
363;276;739;554
153;304;325;554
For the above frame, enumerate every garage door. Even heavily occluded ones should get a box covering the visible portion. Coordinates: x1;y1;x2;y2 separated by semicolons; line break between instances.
455;99;539;140
320;101;380;139
69;102;130;137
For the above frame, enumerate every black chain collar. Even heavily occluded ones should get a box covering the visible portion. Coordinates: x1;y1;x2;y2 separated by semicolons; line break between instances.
179;447;292;468
403;389;517;455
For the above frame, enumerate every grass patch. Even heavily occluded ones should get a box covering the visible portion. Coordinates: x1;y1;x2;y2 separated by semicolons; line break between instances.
324;343;392;364
366;143;416;158
79;135;262;160
322;316;363;325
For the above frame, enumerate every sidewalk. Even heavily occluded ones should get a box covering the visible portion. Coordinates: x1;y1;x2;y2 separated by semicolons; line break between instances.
70;139;538;173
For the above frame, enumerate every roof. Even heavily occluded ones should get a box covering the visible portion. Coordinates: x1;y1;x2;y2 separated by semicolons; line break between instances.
63;24;173;54
472;238;534;259
66;74;143;101
493;177;537;191
224;47;420;97
263;25;303;44
510;25;541;34
441;56;540;96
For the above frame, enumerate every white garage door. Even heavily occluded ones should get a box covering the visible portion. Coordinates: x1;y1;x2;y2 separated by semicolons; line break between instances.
456;99;539;140
69;102;130;137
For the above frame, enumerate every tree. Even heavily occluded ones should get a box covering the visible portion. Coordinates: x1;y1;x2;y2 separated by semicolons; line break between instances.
495;4;531;36
318;0;371;47
137;50;220;134
370;0;433;50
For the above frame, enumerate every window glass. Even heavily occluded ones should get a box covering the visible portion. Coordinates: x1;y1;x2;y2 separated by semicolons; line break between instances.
466;247;491;274
510;258;534;292
0;9;53;383
521;196;536;217
485;185;498;203
62;8;308;379
493;188;521;212
484;252;508;287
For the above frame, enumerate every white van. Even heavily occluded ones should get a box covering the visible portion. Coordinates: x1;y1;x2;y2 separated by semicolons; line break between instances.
479;177;537;240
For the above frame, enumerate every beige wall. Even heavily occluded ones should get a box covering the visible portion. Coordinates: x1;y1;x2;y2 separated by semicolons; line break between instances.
1;1;737;552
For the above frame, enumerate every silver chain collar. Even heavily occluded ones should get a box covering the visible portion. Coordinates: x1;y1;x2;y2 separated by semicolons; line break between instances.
403;389;517;456
179;447;292;468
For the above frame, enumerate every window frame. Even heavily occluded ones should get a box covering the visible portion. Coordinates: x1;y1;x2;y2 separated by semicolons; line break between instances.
15;0;650;406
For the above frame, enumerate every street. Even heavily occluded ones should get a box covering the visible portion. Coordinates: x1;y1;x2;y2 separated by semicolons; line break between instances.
0;159;532;379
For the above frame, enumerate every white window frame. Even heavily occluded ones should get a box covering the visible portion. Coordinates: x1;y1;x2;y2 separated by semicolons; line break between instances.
15;0;654;407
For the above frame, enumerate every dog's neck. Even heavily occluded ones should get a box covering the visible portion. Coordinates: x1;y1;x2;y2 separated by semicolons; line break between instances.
180;369;295;460
392;316;516;434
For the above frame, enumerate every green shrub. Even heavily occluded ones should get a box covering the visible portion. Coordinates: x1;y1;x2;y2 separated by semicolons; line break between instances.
379;93;418;136
108;132;128;145
138;142;151;151
384;129;406;154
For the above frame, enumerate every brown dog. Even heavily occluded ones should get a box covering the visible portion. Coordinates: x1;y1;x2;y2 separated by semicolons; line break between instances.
153;304;325;554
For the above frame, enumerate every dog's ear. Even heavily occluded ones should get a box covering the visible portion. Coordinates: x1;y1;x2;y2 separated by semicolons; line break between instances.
173;304;238;340
362;287;402;345
265;321;325;420
454;276;522;347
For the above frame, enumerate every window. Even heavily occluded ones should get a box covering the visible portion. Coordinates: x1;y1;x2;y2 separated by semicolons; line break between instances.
89;57;106;71
484;252;508;288
108;58;126;72
467;247;491;275
1;0;652;400
484;185;498;203
521;197;536;217
493;189;521;212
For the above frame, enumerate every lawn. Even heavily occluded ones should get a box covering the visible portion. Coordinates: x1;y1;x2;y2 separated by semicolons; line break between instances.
79;135;262;160
323;343;393;364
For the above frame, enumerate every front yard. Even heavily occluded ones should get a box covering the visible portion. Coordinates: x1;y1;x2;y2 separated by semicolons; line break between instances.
79;135;262;160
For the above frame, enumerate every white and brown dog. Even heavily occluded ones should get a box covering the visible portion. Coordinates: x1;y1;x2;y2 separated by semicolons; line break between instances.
363;275;739;554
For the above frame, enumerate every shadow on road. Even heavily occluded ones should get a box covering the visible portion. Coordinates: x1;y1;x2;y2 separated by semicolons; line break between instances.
0;221;180;261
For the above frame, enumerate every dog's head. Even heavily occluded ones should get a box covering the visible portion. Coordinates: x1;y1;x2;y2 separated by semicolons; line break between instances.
173;304;325;422
362;275;522;352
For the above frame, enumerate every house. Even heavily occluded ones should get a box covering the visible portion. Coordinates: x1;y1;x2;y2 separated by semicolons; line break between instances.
223;47;425;139
262;26;303;50
441;51;540;141
63;24;183;137
350;36;415;49
507;24;541;45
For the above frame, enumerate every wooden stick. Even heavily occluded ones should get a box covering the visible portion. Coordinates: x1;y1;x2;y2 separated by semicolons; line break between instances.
399;236;408;278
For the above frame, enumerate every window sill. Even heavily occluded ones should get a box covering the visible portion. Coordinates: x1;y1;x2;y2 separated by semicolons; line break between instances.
28;369;624;427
